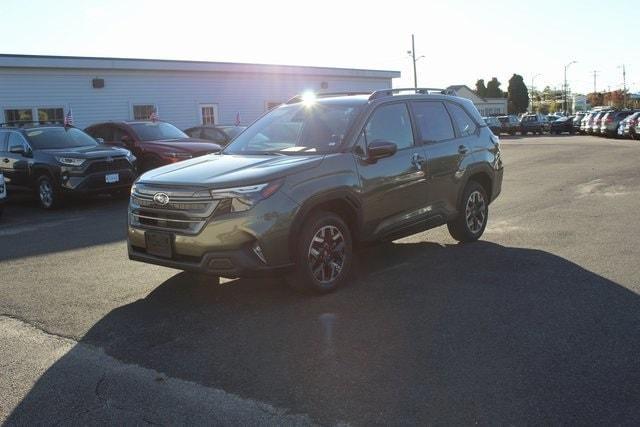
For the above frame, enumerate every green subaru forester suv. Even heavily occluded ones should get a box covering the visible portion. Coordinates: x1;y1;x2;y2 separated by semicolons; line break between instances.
128;89;503;293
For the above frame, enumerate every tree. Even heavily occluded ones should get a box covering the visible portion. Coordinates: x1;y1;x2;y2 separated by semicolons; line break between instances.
587;92;604;107
507;74;529;114
486;77;503;98
475;79;487;97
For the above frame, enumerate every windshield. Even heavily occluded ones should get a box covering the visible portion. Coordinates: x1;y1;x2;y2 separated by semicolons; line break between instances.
25;127;98;149
129;122;188;141
223;102;362;155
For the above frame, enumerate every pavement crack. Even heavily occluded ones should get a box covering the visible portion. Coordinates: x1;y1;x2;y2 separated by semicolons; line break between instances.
0;313;79;343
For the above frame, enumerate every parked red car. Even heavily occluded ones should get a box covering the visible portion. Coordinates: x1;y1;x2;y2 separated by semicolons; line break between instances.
85;120;222;172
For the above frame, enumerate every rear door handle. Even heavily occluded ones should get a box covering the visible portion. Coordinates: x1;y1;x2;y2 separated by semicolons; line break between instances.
458;145;469;155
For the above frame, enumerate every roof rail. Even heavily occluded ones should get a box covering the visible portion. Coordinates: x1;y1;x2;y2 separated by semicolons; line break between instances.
285;91;372;104
368;87;455;100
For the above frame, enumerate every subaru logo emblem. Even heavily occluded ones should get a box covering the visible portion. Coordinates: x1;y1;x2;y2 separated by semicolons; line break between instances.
153;192;170;205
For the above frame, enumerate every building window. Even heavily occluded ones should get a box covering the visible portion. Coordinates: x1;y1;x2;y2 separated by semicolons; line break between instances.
132;104;157;120
200;104;218;125
4;108;33;125
266;101;283;111
38;108;64;124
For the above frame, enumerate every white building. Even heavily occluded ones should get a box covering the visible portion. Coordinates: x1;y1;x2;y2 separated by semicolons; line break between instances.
572;94;587;112
446;85;508;116
0;54;399;129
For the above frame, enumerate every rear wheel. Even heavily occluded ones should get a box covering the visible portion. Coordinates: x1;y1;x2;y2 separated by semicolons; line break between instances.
448;181;489;243
286;211;353;294
37;175;63;209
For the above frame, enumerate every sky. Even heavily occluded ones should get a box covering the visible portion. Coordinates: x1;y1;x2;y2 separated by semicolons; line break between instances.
1;0;638;95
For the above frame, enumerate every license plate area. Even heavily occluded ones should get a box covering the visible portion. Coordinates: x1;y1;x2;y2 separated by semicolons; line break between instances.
105;173;119;183
145;231;173;258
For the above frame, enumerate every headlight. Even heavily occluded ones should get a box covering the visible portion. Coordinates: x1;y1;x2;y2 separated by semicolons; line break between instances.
209;180;283;212
165;152;192;160
55;157;86;166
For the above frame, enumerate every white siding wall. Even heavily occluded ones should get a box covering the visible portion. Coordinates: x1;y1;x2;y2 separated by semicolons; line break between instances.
0;68;392;129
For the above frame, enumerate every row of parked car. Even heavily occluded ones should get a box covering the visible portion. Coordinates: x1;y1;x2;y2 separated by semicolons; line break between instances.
0;120;245;209
483;109;640;139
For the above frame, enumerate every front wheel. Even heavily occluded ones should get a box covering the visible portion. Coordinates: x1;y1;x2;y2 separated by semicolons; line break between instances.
37;175;62;209
286;211;353;294
448;182;489;243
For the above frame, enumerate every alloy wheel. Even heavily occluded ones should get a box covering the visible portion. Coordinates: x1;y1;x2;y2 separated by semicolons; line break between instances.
307;225;346;284
39;180;54;208
465;190;486;234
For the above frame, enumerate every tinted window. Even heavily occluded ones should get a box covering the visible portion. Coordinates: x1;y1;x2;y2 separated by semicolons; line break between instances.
128;122;188;141
0;131;8;151
365;103;414;150
24;127;97;149
447;102;477;136
8;132;28;150
86;125;113;141
184;128;202;138
412;102;454;143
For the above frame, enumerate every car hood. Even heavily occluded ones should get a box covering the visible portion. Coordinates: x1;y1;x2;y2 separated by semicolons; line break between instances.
138;138;222;154
39;144;130;159
138;153;324;188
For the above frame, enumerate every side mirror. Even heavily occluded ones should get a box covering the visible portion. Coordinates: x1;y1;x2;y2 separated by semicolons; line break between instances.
9;145;26;155
367;140;397;162
96;137;105;144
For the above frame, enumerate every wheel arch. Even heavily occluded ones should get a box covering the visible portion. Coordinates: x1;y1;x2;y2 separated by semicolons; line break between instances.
457;166;494;210
288;190;362;259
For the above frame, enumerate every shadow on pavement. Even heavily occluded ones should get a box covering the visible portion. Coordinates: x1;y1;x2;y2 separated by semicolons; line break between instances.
7;241;640;424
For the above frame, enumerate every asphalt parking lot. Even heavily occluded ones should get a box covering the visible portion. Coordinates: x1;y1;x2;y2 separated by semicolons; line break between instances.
1;135;639;425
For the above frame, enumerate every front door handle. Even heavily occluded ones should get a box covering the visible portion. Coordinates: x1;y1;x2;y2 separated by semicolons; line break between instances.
458;145;469;155
411;153;426;170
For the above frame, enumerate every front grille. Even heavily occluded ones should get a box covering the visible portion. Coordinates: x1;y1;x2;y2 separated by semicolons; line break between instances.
86;158;131;174
129;183;220;234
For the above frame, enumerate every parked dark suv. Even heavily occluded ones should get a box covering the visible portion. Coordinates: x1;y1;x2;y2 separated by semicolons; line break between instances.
85;120;222;172
520;114;545;135
0;124;137;209
127;89;504;293
497;115;520;135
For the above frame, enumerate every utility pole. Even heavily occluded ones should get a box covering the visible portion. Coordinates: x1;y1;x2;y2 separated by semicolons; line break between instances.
621;64;627;109
592;70;599;93
407;34;424;90
411;34;417;89
531;74;541;112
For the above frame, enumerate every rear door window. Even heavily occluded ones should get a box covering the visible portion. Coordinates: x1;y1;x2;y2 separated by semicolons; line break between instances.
446;102;478;137
411;101;455;143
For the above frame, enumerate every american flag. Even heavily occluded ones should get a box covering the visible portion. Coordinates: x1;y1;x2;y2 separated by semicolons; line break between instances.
64;109;74;126
235;112;241;126
149;108;159;122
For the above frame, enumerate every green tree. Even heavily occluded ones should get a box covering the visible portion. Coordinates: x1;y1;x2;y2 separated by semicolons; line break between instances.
507;74;529;114
475;79;487;97
486;77;503;98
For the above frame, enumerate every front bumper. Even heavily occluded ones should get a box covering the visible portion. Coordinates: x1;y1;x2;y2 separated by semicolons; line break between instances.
60;168;136;193
127;190;300;277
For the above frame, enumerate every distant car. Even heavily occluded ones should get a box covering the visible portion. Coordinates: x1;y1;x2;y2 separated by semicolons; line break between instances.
550;116;576;134
600;110;635;137
590;111;610;135
546;115;561;123
497;115;519;135
0;124;137;209
85;120;223;172
183;125;247;146
520;114;545;135
0;172;6;216
572;113;585;133
581;112;595;134
620;111;640;139
483;117;501;135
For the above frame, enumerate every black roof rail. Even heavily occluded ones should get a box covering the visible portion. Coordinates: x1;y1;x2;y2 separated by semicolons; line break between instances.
285;91;372;104
368;87;455;100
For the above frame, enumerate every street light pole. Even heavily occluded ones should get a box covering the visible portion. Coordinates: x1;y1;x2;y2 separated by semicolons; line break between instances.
619;64;627;109
564;61;577;114
411;34;417;89
531;73;541;112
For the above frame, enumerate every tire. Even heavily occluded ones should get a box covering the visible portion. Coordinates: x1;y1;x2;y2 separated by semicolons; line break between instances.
286;211;353;294
36;175;63;209
447;181;489;243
